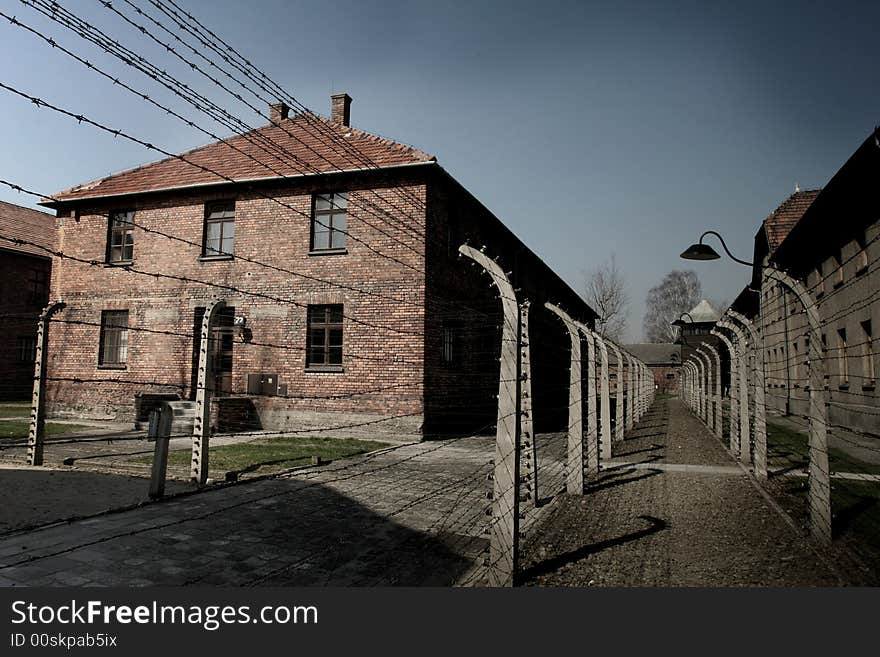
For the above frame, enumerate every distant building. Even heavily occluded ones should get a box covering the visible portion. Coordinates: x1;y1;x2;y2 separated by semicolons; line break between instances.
625;343;681;393
0;200;57;400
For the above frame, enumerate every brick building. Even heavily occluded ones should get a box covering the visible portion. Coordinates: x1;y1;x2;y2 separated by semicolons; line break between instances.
39;95;596;434
624;343;681;393
747;130;880;435
0;200;56;400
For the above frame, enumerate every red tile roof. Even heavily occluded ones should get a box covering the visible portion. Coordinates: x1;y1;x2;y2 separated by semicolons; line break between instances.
762;189;821;253
47;113;436;204
0;200;56;258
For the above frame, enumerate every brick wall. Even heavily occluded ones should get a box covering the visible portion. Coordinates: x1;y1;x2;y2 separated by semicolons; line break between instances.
46;164;598;436
423;169;594;434
0;250;51;400
46;171;427;429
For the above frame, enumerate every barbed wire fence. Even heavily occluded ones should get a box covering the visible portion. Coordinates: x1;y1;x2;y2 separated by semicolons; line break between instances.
0;0;658;586
680;235;879;573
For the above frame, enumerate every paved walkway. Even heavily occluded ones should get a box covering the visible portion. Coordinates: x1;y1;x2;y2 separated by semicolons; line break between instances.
0;434;566;587
0;397;863;587
519;396;851;586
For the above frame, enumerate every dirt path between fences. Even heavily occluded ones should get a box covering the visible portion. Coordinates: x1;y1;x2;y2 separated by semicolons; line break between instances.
519;397;851;586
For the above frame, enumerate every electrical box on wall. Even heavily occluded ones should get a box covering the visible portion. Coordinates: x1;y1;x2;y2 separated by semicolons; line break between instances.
246;373;280;396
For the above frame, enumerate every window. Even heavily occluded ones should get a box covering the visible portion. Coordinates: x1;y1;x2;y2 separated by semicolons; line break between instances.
855;233;868;276
203;201;235;257
837;327;848;385
107;210;135;263
862;320;875;384
98;310;129;367
29;268;48;305
17;336;36;363
829;253;843;289
306;305;343;367
792;341;799;381
814;267;825;298
311;192;347;251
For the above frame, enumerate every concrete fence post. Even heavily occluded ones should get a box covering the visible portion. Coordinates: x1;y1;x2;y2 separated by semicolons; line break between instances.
712;329;740;457
636;359;643;421
27;301;66;467
763;268;830;544
691;357;705;420
695;348;713;428
519;301;537;507
700;353;709;423
576;322;599;475
545;303;583;495
728;310;767;480
626;352;635;431
687;362;697;411
719;319;751;465
192;298;226;485
596;334;612;461
609;343;625;443
461;245;522;585
703;344;723;438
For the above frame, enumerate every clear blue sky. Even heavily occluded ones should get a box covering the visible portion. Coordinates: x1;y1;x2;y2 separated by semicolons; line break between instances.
1;0;878;341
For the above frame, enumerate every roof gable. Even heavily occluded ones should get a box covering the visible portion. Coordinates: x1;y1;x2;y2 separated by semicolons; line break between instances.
761;189;821;253
0;200;56;257
47;113;435;204
686;299;720;323
625;343;681;365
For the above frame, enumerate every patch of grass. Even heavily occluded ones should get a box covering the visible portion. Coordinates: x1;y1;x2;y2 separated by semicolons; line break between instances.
154;436;392;476
0;421;94;440
766;420;880;475
0;403;30;419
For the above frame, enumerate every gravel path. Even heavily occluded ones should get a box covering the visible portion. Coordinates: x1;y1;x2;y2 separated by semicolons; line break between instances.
519;396;848;587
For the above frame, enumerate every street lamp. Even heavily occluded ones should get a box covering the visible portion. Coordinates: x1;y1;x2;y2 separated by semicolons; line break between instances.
671;311;695;329
680;230;753;267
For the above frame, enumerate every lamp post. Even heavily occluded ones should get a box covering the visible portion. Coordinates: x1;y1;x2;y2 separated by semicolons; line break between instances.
679;231;754;266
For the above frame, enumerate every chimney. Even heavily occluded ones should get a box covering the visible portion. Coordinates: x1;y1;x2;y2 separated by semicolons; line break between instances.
268;101;290;123
330;93;352;126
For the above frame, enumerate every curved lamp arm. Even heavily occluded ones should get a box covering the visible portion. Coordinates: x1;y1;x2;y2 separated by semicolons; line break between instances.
698;231;754;267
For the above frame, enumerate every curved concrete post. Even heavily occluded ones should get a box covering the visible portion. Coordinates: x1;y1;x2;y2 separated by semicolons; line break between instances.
687;358;700;418
728;310;767;480
695;348;713;428
702;344;723;438
575;322;599;475
719;319;751;465
545;303;584;495
461;245;522;585
697;351;711;424
626;352;635;431
763;268;830;544
608;342;625;443
637;360;645;420
519;301;537;506
711;328;740;455
27;301;66;466
192;298;226;485
692;356;706;421
595;335;612;460
636;363;643;419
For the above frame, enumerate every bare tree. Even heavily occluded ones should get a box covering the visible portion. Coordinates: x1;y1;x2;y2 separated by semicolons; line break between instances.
643;270;702;342
584;255;628;342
